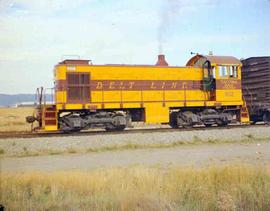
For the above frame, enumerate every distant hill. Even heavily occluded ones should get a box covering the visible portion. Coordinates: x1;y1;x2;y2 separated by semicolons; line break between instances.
0;94;52;107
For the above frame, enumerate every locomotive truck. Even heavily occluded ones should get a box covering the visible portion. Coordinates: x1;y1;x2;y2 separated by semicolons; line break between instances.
27;54;250;132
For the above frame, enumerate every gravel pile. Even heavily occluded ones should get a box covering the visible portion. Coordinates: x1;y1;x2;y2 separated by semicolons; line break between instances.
0;126;269;157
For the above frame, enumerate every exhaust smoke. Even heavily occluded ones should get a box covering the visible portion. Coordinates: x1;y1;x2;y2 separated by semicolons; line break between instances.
158;0;183;54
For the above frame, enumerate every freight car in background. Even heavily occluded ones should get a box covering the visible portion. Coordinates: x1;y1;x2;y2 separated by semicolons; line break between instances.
27;54;250;132
242;57;270;124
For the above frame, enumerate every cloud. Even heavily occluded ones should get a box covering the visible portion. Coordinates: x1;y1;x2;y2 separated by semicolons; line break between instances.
0;0;160;63
0;0;93;14
0;0;269;94
157;0;221;53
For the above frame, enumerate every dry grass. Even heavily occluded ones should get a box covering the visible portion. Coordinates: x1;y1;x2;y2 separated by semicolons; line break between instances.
1;165;270;211
0;107;34;132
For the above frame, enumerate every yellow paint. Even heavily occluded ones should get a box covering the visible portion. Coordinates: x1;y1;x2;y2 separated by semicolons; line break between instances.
44;125;58;131
216;90;242;102
144;104;169;123
56;104;63;110
103;91;121;102
55;91;66;103
55;66;66;80
240;100;250;123
186;101;205;107
65;104;83;110
41;59;247;131
122;103;142;108
62;65;203;80
240;116;250;123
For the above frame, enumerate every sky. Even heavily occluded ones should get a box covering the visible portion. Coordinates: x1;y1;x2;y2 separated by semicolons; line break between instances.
0;0;270;94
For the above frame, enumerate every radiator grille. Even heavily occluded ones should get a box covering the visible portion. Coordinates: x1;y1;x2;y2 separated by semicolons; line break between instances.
67;73;90;103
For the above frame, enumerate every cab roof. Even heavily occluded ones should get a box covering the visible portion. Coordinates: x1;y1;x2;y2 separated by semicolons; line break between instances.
186;54;242;66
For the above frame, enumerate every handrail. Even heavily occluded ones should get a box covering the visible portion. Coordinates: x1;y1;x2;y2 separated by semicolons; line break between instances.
43;87;55;106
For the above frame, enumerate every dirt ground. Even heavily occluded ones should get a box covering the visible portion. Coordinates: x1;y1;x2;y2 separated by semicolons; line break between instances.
1;142;269;172
1;126;269;172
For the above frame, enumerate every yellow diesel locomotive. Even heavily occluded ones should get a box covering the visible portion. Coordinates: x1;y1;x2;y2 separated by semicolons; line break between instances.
27;54;249;132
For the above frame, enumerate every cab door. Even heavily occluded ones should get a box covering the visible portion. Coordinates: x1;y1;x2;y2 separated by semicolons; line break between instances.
202;61;216;100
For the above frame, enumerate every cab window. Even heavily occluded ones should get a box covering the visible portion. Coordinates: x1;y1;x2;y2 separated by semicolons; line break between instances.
218;66;228;77
212;67;216;78
229;66;238;78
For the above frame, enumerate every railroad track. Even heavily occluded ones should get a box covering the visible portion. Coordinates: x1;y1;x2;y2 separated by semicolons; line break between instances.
0;123;268;139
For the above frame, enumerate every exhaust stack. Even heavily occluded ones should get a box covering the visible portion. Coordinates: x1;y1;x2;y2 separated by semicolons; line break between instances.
155;54;168;66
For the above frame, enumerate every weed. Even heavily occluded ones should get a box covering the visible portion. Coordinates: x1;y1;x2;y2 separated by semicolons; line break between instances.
48;151;62;155
193;135;202;142
0;148;5;154
86;147;97;153
207;139;218;144
67;147;77;154
217;191;236;211
0;107;35;132
1;165;270;211
246;134;254;139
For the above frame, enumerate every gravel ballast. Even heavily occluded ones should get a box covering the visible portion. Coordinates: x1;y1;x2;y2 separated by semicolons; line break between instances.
0;126;269;157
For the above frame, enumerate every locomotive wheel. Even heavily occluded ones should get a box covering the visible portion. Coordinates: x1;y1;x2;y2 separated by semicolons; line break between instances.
178;117;193;128
105;114;127;131
182;124;193;129
177;111;194;128
216;119;227;127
